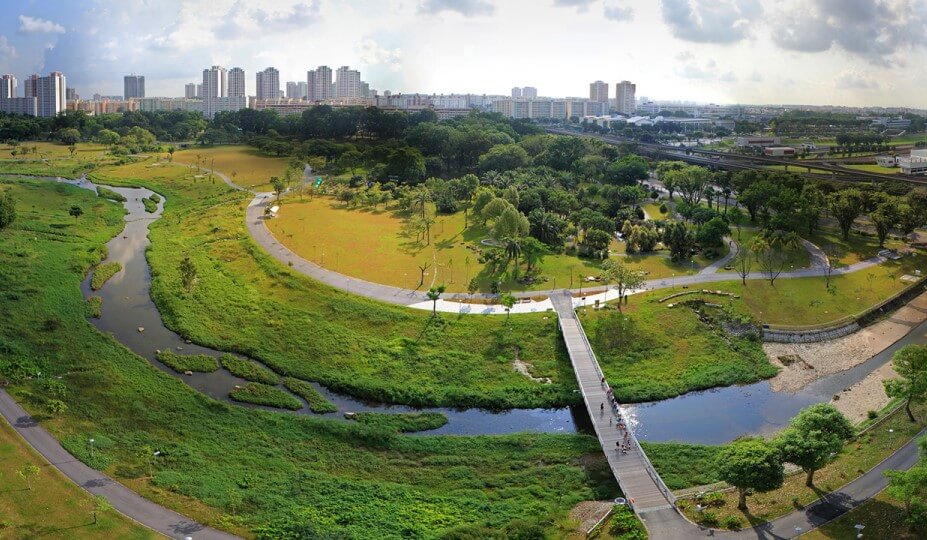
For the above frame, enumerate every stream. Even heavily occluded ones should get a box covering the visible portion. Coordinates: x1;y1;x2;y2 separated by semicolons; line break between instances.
38;175;927;443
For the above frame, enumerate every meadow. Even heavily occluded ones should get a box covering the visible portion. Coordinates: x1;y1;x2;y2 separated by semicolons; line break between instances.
171;145;289;190
0;176;619;538
0;141;111;177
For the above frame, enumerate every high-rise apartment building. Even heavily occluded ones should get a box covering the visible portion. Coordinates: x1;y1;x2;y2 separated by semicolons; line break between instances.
615;80;636;115
0;74;16;99
335;66;362;98
522;86;537;98
184;83;197;99
255;67;279;100
590;81;609;104
202;66;227;98
66;87;78;101
228;67;245;98
23;74;39;98
286;81;308;99
307;66;332;101
37;71;66;118
123;75;145;98
511;87;522;98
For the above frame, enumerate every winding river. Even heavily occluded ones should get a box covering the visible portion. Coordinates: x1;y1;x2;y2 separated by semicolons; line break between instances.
39;175;927;443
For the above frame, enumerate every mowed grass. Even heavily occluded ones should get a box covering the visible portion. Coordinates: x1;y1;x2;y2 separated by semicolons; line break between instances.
808;229;909;265
172;145;289;190
844;163;901;174
89;162;579;409
802;489;925;540
0;178;619;537
267;196;707;293
0;417;157;539
733;227;811;270
0;142;113;177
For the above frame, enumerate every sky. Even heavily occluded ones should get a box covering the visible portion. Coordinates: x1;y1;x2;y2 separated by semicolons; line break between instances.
1;0;927;107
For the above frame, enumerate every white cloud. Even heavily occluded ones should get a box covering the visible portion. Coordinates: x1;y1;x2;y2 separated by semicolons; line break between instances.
604;1;633;22
0;36;17;61
661;0;761;44
18;15;65;34
418;0;495;17
355;39;402;72
835;69;880;90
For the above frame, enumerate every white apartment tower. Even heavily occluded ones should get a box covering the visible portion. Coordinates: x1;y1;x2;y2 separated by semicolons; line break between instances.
202;66;228;98
37;71;66;118
615;80;636;115
307;65;333;101
23;74;40;98
335;66;362;98
286;81;308;99
511;87;522;98
0;74;16;99
123;75;145;98
184;83;197;99
255;67;279;100
522;86;538;98
228;67;245;98
590;81;608;104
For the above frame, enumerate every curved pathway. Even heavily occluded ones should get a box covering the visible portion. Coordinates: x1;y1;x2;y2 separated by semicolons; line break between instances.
0;390;238;540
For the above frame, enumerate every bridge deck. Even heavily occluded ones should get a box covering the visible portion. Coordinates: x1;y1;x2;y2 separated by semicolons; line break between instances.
551;294;674;513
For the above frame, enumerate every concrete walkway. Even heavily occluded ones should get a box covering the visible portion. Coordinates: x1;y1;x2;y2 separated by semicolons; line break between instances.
0;390;238;540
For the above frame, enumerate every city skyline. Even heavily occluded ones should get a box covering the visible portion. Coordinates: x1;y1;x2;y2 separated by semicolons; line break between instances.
0;1;926;107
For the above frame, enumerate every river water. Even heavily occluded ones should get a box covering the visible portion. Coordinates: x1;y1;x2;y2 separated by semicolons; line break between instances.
44;176;927;443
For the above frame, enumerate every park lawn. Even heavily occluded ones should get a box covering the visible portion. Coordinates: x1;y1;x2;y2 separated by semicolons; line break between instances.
844;163;901;175
802;490;924;540
91;157;238;202
808;229;909;265
0;141;113;177
679;400;927;530
0;417;157;539
172;145;289;190
0;177;619;538
92;162;579;409
584;290;776;403
641;202;667;220
733;228;812;270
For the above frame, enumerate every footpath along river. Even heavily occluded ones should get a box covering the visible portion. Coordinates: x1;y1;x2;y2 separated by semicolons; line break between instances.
41;175;927;443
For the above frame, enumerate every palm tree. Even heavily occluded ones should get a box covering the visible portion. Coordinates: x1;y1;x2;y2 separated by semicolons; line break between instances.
504;237;522;277
427;285;445;316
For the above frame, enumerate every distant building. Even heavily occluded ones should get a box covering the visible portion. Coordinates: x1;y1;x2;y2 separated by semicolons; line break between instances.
589;81;608;104
202;96;246;119
286;81;308;99
491;97;605;120
522;86;537;98
228;67;246;98
123;75;145;98
202;66;227;98
0;97;37;116
870;117;911;130
66;87;78;101
736;136;781;147
37;72;66;117
184;83;198;99
255;67;279;100
900;149;927;175
137;97;202;113
876;155;899;168
0;74;16;99
335;66;362;98
511;87;522;98
763;146;797;157
307;66;332;101
23;74;39;98
615;80;636;115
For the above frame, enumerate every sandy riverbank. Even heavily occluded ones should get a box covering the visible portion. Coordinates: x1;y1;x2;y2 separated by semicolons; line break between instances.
763;292;927;421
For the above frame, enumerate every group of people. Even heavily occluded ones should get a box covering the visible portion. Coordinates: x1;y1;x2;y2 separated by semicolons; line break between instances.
599;376;633;456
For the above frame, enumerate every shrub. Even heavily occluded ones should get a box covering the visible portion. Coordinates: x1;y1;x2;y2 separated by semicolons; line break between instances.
142;197;157;213
659;202;668;214
220;354;278;384
702;491;726;507
698;510;719;527
148;193;161;203
156;350;218;373
607;505;647;539
229;383;302;410
722;515;742;530
282;377;337;413
86;296;102;318
867;410;879;420
96;186;126;202
90;262;121;290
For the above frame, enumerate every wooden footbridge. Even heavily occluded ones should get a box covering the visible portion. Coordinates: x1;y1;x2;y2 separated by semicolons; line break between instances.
550;293;676;514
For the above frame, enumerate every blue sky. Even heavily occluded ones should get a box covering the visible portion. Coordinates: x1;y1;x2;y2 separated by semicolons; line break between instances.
1;0;926;107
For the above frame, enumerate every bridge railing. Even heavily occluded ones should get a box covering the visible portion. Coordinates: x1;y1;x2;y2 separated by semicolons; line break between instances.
558;300;676;507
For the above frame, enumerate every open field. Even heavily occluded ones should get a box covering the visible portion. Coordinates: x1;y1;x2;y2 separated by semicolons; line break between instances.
733;228;812;270
0;141;113;177
0;415;157;539
0;176;618;538
808;229;909;265
172;145;289;190
267;196;712;293
843;163;902;174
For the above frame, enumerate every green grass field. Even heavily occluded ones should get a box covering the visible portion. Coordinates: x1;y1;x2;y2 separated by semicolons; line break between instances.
172;145;289;190
843;163;902;174
0;176;618;538
734;228;812;270
802;490;924;540
0;141;112;178
808;229;908;265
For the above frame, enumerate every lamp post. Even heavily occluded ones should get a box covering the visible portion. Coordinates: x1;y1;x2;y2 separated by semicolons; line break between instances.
89;438;95;460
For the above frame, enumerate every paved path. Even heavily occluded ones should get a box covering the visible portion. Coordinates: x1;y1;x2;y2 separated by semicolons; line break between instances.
699;237;739;275
551;294;675;513
801;238;829;269
0;390;239;540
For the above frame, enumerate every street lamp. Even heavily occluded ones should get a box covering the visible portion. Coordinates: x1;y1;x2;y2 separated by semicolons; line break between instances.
89;438;95;460
854;524;865;539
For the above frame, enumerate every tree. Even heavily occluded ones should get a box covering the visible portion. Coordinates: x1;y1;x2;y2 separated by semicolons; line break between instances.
481;197;511;225
884;344;927;422
697;216;730;256
68;144;77;158
504;237;522;276
500;292;516;323
478;143;529;173
870;199;899;248
492;207;529;241
829;189;864;240
797;184;826;236
666;165;712;206
167;146;176;162
822;245;845;290
69;205;84;219
17;463;40;490
663;221;695;262
716;439;784;510
271;176;286;200
56;128;81;145
728;207;745;240
753;233;797;286
417;262;431;288
581;229;612;259
732;245;753;285
776;404;853;487
97;129;120;146
600;259;645;308
426;285;445;316
0;190;16;229
885;464;927;521
179;256;197;291
519;237;548;271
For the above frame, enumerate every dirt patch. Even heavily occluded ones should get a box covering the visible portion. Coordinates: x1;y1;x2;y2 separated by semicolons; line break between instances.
764;291;927;394
833;362;899;423
568;500;614;534
513;349;552;384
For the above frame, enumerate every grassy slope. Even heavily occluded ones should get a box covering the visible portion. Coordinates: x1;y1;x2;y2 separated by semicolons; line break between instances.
90;160;578;409
0;416;156;539
0;177;618;538
171;145;288;191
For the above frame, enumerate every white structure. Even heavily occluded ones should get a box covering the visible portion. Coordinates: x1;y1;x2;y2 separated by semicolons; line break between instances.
36;72;66;118
184;83;197;99
0;74;15;99
590;80;608;104
491;98;606;120
202;96;246;119
23;74;39;98
899;149;927;175
522;86;538;98
138;97;202;113
736;136;781;147
615;80;636;115
307;66;333;101
286;81;308;99
202;66;227;98
123;75;145;99
511;87;522;98
228;67;246;98
335;66;362;99
255;67;279;100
